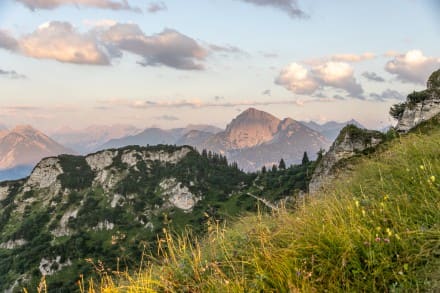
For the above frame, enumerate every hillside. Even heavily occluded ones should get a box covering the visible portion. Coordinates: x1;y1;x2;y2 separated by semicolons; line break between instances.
90;115;440;292
0;145;313;291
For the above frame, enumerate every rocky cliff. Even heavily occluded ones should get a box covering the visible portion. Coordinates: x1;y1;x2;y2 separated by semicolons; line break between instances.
309;125;385;194
395;69;440;132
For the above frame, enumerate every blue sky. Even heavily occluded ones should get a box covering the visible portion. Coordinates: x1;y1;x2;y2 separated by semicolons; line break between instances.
0;0;439;132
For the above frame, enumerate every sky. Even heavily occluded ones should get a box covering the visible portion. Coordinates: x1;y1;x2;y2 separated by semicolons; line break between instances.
0;0;439;132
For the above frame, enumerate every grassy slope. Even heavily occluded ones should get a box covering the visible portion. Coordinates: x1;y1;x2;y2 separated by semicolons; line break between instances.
87;118;440;292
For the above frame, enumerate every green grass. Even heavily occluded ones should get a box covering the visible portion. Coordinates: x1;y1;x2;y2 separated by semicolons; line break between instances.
78;121;440;292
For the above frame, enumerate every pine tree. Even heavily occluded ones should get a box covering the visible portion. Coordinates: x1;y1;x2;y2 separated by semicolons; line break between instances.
261;166;267;174
301;152;309;165
278;158;286;170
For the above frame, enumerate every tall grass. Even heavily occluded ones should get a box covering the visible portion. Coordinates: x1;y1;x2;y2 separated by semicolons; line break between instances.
87;126;440;292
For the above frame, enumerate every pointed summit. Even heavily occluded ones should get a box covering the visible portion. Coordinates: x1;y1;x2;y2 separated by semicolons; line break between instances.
223;108;280;149
0;125;72;170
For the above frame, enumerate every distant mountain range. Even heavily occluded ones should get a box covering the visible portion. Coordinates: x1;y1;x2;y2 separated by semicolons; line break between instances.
50;124;142;154
0;109;364;179
96;108;331;171
0;125;73;180
301;119;365;142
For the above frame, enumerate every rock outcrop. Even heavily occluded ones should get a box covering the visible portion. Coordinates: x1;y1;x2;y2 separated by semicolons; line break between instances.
395;69;440;132
309;125;385;194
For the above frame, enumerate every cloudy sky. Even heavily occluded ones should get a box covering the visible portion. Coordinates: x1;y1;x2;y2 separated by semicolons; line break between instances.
0;0;439;132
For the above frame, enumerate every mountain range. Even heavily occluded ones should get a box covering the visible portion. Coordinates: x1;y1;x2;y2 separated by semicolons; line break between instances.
50;124;142;154
0;109;364;180
301;119;365;141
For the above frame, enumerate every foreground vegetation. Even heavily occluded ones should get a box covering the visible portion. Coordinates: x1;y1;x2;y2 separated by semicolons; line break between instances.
85;118;440;292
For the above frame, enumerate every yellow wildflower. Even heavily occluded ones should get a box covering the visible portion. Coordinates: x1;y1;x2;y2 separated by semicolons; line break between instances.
386;228;393;236
430;175;436;183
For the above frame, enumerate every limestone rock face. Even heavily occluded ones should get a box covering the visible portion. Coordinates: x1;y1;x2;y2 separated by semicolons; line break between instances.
309;125;384;194
25;158;63;189
159;178;200;211
86;150;118;171
396;94;440;132
396;69;440;133
0;185;9;201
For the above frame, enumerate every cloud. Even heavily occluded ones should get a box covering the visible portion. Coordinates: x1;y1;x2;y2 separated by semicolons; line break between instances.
0;30;19;51
362;71;385;82
101;24;208;70
331;52;375;62
155;114;179;121
369;89;404;102
98;96;341;109
262;89;271;96
238;0;306;18
15;0;141;12
0;21;110;65
209;44;247;56
214;96;224;101
0;69;26;79
0;22;208;70
147;1;167;13
385;50;440;84
260;51;278;58
275;61;364;98
275;63;319;94
83;19;117;28
303;52;376;65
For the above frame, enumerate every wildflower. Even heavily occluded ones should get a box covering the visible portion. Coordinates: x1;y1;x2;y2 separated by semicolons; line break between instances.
395;234;401;240
376;226;381;231
386;228;393;237
361;209;366;216
383;194;389;201
363;241;371;247
383;238;390;243
375;237;381;242
430;175;435;183
355;200;359;208
420;165;425;170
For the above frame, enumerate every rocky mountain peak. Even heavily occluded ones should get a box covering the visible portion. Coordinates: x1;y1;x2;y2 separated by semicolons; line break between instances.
223;108;280;149
11;124;38;135
309;125;385;194
0;125;72;170
277;118;299;131
394;69;440;132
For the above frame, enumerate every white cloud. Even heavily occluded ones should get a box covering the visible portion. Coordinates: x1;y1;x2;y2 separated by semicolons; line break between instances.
385;49;440;84
275;63;319;94
15;0;141;12
0;22;211;70
83;19;117;28
331;52;375;62
275;61;364;98
20;21;110;65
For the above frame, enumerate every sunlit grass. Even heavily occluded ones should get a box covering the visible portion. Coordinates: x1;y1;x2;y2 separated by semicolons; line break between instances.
84;123;440;292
